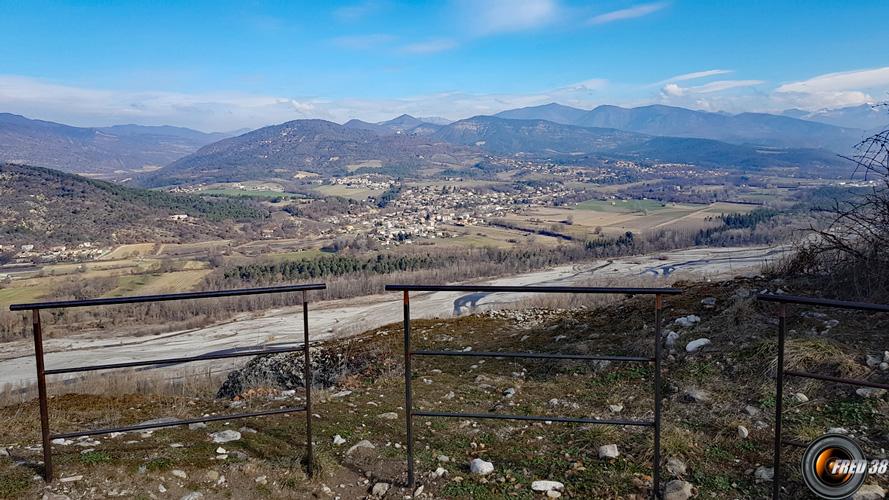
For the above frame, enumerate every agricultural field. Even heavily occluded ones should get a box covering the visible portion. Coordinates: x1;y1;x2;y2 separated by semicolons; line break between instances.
312;184;386;199
435;225;564;249
504;201;756;238
345;160;383;172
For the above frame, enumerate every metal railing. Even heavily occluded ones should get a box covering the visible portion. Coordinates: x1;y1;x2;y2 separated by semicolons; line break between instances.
385;284;681;498
9;283;326;482
757;293;889;499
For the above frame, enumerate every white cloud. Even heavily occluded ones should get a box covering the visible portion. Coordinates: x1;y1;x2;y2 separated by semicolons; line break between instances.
587;2;668;25
771;67;889;111
0;74;615;129
660;79;764;98
0;75;329;132
400;39;458;54
776;67;889;93
659;69;733;84
461;0;560;35
558;78;608;92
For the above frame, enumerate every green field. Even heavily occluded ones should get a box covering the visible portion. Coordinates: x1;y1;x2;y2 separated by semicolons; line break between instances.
576;198;668;213
201;189;292;198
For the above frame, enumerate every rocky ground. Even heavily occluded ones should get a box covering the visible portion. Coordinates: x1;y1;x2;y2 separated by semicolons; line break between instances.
0;277;888;499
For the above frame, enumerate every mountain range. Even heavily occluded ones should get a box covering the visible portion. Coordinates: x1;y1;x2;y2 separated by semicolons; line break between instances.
0;113;235;176
138;119;471;187
494;103;867;152
140;114;847;187
1;102;885;185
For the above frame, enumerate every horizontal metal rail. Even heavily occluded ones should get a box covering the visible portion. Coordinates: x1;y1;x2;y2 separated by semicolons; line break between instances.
757;293;889;499
45;346;305;375
395;285;675;497
16;283;326;483
50;406;306;440
413;410;654;427
412;349;653;363
757;293;889;312
785;370;889;390
385;284;681;294
9;283;326;311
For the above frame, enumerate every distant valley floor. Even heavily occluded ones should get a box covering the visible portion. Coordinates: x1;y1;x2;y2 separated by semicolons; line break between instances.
0;245;785;389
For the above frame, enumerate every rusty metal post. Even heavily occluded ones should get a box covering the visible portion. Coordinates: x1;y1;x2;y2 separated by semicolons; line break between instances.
32;309;53;482
403;290;415;487
653;294;663;499
773;303;786;499
302;290;313;476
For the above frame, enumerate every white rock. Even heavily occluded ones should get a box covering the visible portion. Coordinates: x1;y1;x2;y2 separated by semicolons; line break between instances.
255;475;268;485
433;467;448;478
346;440;375;455
158;484;167;493
828;427;849;434
608;404;624;413
210;430;241;443
59;475;83;483
793;393;809;403
470;458;494;476
856;387;887;398
851;484;886;500
215;447;227;454
0;447;7;457
180;493;203;500
880;362;889;372
665;331;680;348
171;469;188;479
744;405;760;416
531;480;564;492
598;444;619;459
333;435;346;446
666;457;686;476
674;315;701;328
437;455;450;462
371;482;390;497
377;412;398;420
547;491;562;499
683;388;710;403
754;466;774;481
737;425;749;439
664;480;695;500
866;354;883;368
188;422;207;430
51;438;72;446
685;338;711;353
503;388;516;398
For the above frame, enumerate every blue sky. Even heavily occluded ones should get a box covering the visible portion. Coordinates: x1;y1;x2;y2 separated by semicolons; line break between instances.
1;0;888;131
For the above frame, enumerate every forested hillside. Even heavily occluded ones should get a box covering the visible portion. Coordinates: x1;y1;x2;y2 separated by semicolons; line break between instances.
0;163;267;246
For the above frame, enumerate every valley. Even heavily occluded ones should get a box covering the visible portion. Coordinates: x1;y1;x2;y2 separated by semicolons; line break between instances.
0;244;783;390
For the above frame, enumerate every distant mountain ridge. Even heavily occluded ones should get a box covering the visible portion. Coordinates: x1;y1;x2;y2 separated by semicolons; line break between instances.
433;115;842;170
495;103;865;153
782;104;889;130
0;113;235;176
343;114;445;136
141;118;470;187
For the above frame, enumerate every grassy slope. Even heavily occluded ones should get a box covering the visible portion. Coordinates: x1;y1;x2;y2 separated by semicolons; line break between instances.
1;278;887;499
